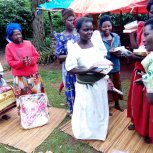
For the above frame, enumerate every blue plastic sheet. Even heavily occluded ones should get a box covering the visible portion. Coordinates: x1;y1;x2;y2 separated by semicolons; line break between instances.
39;0;74;10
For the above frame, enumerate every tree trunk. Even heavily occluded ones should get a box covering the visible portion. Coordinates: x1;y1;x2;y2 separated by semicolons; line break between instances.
31;0;45;48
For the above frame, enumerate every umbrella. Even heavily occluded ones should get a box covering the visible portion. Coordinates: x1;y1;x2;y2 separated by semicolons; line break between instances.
39;0;74;10
121;0;148;14
69;0;148;14
87;0;133;14
69;0;92;15
87;0;148;14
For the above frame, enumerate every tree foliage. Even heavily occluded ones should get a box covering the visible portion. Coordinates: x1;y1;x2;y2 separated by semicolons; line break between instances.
112;13;148;26
43;11;64;37
0;0;32;47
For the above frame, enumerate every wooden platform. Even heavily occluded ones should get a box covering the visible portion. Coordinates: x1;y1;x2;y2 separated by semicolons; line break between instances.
60;110;153;153
0;107;67;153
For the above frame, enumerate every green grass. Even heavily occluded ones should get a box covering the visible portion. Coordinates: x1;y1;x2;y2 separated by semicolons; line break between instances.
40;69;66;108
0;68;100;153
120;79;130;109
0;67;130;153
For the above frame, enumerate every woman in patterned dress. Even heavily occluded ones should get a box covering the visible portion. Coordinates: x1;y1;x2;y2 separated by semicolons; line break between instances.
5;23;45;114
54;9;79;115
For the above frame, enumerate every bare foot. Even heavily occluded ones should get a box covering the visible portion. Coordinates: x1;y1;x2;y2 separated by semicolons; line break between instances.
109;112;113;116
144;136;152;144
115;105;124;112
128;124;135;130
2;114;10;120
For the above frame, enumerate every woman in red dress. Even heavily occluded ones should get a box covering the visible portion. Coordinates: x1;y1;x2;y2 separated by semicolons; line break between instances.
143;19;153;141
127;0;153;143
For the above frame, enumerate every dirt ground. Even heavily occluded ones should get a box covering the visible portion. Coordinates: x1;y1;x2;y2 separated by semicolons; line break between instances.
0;49;6;66
0;50;12;78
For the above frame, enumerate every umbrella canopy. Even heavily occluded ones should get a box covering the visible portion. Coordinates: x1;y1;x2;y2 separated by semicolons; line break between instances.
119;0;148;14
69;0;92;15
88;0;148;14
69;0;148;14
39;0;74;10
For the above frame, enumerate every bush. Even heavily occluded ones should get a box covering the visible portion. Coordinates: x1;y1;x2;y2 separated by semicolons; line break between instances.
43;11;64;37
0;0;32;47
112;13;148;26
39;11;63;64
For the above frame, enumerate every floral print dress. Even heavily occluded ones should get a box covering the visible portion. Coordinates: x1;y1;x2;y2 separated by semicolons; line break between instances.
54;32;79;114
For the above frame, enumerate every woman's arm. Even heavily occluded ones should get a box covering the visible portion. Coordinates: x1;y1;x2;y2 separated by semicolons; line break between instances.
68;67;90;74
146;93;153;105
5;46;25;69
29;42;39;65
58;55;67;62
68;66;104;75
110;34;122;57
55;33;67;62
129;32;138;49
111;45;144;61
127;52;144;62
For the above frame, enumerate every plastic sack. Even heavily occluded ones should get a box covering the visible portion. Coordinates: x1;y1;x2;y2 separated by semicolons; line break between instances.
19;93;49;129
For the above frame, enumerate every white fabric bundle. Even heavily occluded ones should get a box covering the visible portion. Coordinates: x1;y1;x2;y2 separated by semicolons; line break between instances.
19;93;49;129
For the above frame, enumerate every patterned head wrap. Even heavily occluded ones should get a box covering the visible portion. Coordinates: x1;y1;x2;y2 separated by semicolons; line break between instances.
6;23;22;42
62;9;75;21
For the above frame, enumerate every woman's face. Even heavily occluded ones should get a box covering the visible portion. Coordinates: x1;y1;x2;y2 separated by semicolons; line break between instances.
143;24;153;51
149;5;153;19
100;21;112;36
79;21;93;41
65;16;75;30
11;29;23;44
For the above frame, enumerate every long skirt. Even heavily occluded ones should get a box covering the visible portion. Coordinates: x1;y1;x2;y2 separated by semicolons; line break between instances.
127;62;153;139
62;65;76;114
149;106;153;141
72;78;109;140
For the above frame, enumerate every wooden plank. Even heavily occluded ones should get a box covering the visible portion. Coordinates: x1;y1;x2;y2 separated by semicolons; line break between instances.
60;109;153;153
0;107;67;153
146;145;153;153
99;111;130;152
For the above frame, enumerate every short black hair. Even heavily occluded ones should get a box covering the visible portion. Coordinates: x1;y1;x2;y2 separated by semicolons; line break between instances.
145;18;153;29
146;0;153;12
99;15;113;27
61;8;75;21
75;17;92;32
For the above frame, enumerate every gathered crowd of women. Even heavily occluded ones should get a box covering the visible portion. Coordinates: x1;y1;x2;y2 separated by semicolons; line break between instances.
4;0;153;144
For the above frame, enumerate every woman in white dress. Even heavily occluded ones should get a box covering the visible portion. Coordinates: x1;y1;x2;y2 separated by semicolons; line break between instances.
65;17;112;140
